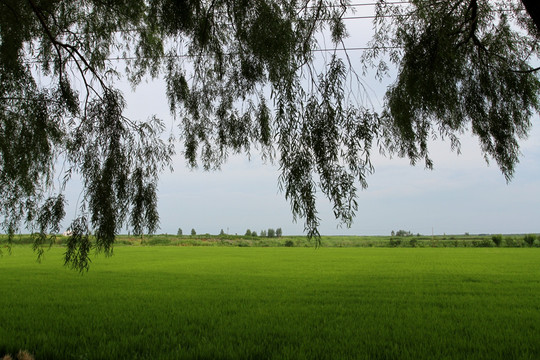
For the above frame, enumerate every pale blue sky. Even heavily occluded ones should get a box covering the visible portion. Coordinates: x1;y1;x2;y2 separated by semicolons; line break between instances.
108;74;540;237
59;5;540;236
152;126;540;236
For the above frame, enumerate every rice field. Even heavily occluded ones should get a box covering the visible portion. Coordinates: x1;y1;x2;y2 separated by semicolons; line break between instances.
1;246;539;359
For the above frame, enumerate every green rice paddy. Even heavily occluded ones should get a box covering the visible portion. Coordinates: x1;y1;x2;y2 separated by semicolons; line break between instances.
1;246;539;359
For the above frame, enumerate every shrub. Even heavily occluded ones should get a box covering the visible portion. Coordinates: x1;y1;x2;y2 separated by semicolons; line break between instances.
147;238;171;245
504;237;515;247
389;238;401;247
473;239;494;247
284;240;294;247
523;234;537;247
245;229;252;236
409;238;418;247
55;237;67;245
491;234;503;247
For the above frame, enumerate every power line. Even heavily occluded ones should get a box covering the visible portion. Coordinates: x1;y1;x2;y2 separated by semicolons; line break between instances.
343;15;390;20
24;43;398;65
306;1;410;8
76;46;394;64
21;1;527;65
348;2;409;6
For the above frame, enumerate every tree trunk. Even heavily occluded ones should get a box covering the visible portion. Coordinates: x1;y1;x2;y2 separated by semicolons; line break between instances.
521;0;540;35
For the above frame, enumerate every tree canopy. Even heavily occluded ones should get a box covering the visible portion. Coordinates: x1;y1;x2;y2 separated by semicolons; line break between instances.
1;0;539;270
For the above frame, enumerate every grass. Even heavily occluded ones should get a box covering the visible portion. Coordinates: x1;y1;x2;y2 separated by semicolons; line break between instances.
1;246;539;359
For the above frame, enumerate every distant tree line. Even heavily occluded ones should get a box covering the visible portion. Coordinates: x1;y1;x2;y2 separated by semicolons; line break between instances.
245;228;282;238
176;227;283;237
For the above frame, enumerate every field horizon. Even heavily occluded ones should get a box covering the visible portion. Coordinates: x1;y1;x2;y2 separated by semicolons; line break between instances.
2;232;539;250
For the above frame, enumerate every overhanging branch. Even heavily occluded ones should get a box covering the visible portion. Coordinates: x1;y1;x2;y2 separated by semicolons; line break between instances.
521;0;540;35
26;0;109;96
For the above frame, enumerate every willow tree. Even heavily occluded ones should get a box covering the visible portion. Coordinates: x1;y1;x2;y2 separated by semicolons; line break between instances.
1;0;539;270
365;0;540;179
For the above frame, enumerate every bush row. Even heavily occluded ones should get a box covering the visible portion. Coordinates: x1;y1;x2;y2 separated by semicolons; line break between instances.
1;234;538;248
387;234;539;248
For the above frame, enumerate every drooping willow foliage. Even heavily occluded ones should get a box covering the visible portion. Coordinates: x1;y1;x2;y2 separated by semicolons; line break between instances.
1;0;539;270
364;0;540;177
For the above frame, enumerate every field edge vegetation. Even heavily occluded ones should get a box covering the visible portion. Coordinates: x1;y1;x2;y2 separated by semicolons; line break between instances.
1;233;539;249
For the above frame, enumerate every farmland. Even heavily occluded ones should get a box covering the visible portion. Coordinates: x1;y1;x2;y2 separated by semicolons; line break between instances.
1;246;539;359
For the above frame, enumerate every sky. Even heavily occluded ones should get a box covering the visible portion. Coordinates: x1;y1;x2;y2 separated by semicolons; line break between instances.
60;4;540;237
